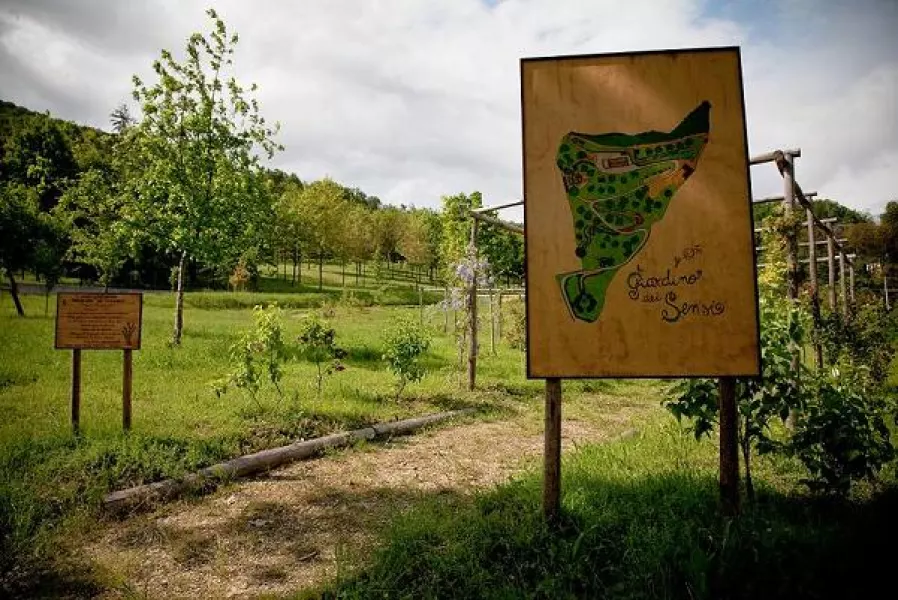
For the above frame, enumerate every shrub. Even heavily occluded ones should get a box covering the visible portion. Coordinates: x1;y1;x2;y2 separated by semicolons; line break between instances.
212;303;290;406
382;318;432;400
790;363;895;496
296;312;345;397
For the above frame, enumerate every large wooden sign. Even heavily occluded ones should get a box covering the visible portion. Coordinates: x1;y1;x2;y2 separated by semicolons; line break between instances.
55;293;143;350
522;47;760;378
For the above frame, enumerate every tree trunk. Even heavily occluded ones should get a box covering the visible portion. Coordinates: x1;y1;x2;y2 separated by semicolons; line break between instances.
172;251;186;346
355;262;360;287
292;245;298;286
318;252;324;292
341;260;346;288
6;271;25;317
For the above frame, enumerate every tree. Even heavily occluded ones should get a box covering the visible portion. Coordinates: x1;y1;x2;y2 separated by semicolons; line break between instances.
0;184;64;316
109;103;135;134
59;168;137;289
1;115;77;209
292;178;346;291
340;203;375;287
127;9;280;344
399;210;434;288
373;207;405;270
439;191;482;281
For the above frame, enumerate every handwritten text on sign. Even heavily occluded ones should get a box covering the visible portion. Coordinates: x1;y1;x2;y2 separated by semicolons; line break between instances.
55;293;143;350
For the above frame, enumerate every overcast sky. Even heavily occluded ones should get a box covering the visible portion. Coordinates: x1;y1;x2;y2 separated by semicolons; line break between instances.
2;0;896;218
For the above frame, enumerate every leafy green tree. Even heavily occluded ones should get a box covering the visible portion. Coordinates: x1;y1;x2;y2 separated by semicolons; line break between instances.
127;9;280;344
297;312;346;397
58;168;137;289
292;178;346;290
109;104;135;134
1;115;77;209
399;209;435;288
340;203;375;287
439;191;482;281
33;210;70;313
382;317;432;400
272;180;308;285
0;184;42;315
373;206;405;270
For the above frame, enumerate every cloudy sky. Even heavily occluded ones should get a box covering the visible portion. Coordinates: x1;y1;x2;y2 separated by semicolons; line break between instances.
1;0;896;218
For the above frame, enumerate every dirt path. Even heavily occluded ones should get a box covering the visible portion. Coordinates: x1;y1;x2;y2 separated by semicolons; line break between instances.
84;402;651;599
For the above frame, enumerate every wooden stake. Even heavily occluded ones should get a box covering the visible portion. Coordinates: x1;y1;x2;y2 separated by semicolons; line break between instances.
443;287;449;333
71;349;81;434
839;251;848;317
419;288;424;325
497;292;503;341
718;377;740;516
806;208;823;369
781;153;799;302
885;275;891;311
488;286;496;355
544;377;562;521
467;219;479;392
827;235;836;310
123;349;133;431
849;264;856;305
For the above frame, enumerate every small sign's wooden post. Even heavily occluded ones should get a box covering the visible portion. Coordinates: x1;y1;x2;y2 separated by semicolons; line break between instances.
71;349;82;434
56;292;142;432
718;377;740;516
123;349;133;431
544;377;562;521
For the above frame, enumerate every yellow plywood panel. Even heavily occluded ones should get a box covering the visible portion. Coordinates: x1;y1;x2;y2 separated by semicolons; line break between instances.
55;293;143;350
522;48;760;378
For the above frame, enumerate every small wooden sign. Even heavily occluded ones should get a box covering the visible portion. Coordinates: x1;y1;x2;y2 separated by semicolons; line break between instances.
522;47;761;378
55;293;143;350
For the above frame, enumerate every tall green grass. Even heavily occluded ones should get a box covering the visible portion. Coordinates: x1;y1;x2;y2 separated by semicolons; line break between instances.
0;292;545;591
325;421;897;600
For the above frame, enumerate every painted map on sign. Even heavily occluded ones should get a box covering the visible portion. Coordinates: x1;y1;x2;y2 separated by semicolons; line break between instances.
555;101;711;322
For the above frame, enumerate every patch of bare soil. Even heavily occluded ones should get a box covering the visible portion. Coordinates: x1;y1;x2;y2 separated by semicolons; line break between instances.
84;404;650;599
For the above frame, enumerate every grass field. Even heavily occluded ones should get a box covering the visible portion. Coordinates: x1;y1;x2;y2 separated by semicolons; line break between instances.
0;287;540;589
322;419;898;600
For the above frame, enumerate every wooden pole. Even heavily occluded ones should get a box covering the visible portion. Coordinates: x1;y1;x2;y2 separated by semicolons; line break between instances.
885;275;891;312
71;349;81;434
718;377;740;516
544;377;562;521
849;264;856;305
839;251;848;317
467;219;479;392
489;285;496;355
781;153;799;302
123;349;133;431
806;208;823;369
443;287;449;333
497;292;503;341
419;288;424;325
827;235;837;310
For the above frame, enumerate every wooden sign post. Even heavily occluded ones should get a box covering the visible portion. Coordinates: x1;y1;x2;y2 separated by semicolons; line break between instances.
522;48;761;519
55;292;143;433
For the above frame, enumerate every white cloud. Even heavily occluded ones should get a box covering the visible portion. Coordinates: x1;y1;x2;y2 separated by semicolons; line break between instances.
1;0;896;217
